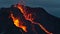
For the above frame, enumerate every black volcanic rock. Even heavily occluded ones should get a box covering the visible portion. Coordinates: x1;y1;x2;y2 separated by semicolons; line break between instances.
26;7;60;34
0;5;60;34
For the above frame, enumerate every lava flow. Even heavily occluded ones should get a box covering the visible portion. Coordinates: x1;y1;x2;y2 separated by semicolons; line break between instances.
10;13;27;32
9;1;53;33
14;4;53;34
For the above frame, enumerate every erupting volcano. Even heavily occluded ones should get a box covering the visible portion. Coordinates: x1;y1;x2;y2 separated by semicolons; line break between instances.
12;4;53;34
0;2;60;34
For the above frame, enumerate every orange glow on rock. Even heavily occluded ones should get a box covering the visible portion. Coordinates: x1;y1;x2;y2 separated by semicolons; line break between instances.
10;13;27;32
10;13;19;27
16;4;34;21
15;4;28;20
15;4;53;34
20;25;27;32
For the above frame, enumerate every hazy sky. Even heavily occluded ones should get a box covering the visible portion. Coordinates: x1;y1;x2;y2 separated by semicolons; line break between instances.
0;0;60;18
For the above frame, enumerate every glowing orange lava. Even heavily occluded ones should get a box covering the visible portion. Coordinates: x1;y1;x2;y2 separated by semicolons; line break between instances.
10;13;19;27
10;13;27;32
15;4;53;34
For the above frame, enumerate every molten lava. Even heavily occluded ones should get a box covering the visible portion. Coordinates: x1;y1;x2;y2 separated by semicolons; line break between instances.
14;4;53;34
10;13;19;27
8;2;53;33
10;13;27;32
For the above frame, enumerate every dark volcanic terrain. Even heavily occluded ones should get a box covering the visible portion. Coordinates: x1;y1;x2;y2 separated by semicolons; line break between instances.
0;5;60;34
